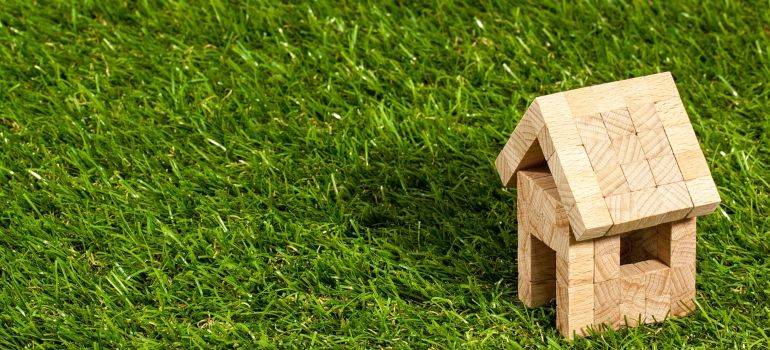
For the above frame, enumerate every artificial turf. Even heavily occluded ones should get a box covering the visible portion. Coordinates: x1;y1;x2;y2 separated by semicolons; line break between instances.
1;0;769;348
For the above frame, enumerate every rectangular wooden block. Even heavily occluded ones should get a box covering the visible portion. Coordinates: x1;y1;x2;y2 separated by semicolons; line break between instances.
594;236;620;282
628;102;663;132
602;108;636;139
649;154;684;186
655;97;690;128
584;138;620;170
674;149;711;181
620;264;645;327
637;128;672;159
686;176;721;217
595;165;631;197
656;182;694;222
574;113;611;144
670;265;696;316
636;260;671;323
621;160;656;191
557;281;595;339
611;133;646;164
594;279;621;329
568;198;614;240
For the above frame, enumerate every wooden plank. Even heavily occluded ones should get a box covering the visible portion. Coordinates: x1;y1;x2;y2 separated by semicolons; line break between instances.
547;145;603;207
605;192;635;236
611;133;646;164
592;81;627;113
645;72;680;102
621;160;656;191
685;176;721;217
594;235;620;282
496;103;547;187
535;93;583;154
620;264;646;327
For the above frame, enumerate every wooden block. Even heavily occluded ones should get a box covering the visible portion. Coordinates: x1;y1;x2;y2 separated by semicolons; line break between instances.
557;282;595;339
592;81;627;112
628;102;663;132
549;224;571;258
538;125;555;161
670;217;697;241
636;260;671;323
685;176;721;217
674;149;711;181
620;264;646;327
594;235;620;282
649;154;684;186
556;237;594;286
645;72;680;101
594;279;621;329
670;228;696;269
495;103;547;187
655;97;690;128
602;108;636;139
632;187;668;229
575;113;611;144
568;198;614;240
547;146;602;205
656;182;694;222
605;192;635;236
621;160;656;191
565;87;598;117
664;125;701;154
535;94;583;153
595;166;631;197
584;139;620;170
670;265;696;316
620;76;654;109
610;134;646;165
637;128;673;159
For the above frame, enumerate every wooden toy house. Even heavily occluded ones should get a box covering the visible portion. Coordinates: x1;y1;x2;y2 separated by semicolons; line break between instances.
495;72;720;338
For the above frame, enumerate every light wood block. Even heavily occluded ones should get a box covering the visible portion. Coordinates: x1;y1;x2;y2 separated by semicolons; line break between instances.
568;198;614;240
649;154;684;186
592;81;627;112
674;149;712;181
628;102;663;132
575;113;611;144
557;282;595;339
594;235;620;282
565;87;598;117
645;72;681;101
670;265;696;316
594;279;621;329
636;260;671;323
620;264;645;327
538;125;556;161
656;182;694;222
602;108;636;139
657;217;696;268
547;146;602;206
594;166;631;197
556;237;594;286
584;139;620;170
655;97;690;128
685;176;720;217
637;128;673;159
621;160;656;191
633;187;668;229
611;134;646;164
535;94;583;153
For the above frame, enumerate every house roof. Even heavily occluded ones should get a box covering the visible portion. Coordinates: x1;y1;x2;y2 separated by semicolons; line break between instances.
495;72;721;241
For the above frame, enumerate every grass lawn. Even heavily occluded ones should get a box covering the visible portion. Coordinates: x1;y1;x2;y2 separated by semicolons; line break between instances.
1;0;769;348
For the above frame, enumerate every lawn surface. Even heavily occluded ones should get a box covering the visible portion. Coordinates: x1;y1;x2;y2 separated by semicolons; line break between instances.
1;1;769;348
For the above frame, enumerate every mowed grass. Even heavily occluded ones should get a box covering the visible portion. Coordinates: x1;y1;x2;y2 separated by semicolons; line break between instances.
0;0;769;348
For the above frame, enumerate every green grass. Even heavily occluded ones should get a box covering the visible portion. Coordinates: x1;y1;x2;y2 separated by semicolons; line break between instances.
0;0;768;348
